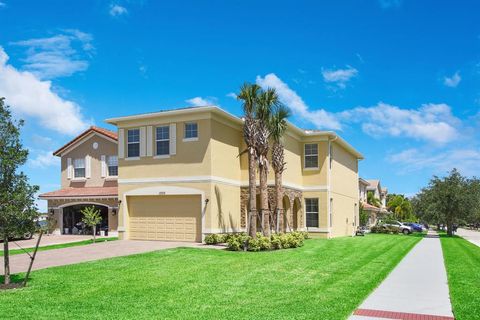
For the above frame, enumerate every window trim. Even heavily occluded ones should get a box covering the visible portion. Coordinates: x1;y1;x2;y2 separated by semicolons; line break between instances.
107;155;118;177
155;125;170;156
305;198;319;228
304;143;319;169
127;128;140;158
73;158;86;179
184;122;198;141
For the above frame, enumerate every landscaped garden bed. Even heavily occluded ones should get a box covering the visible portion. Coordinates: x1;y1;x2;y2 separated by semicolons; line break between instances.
204;231;308;251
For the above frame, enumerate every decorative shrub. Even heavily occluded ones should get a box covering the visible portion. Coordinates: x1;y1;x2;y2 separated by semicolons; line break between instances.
221;231;308;251
204;234;222;245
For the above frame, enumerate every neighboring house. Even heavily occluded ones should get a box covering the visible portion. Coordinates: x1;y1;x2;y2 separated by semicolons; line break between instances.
39;126;119;236
104;106;363;242
359;178;389;226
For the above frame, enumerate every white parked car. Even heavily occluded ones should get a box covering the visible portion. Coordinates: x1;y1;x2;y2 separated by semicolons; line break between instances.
383;221;412;235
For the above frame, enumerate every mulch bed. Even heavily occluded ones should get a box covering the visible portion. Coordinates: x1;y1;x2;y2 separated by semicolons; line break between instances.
0;283;24;290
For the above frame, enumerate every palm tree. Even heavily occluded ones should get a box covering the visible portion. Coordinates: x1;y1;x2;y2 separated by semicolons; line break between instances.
269;105;290;233
237;83;261;238
367;191;382;208
256;88;280;237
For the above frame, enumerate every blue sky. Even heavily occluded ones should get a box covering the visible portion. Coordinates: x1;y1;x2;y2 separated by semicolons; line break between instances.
0;0;479;211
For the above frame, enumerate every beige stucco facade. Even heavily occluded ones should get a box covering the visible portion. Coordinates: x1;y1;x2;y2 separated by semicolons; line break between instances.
107;106;363;241
40;129;119;236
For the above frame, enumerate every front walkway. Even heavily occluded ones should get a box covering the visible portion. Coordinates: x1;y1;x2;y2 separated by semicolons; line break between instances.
1;240;217;275
350;231;454;320
456;228;480;247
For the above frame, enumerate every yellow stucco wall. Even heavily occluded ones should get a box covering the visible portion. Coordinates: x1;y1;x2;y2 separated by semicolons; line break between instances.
330;142;359;237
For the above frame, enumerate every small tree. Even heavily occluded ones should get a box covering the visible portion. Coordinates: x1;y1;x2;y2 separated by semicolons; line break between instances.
81;206;102;243
359;203;369;226
0;98;39;286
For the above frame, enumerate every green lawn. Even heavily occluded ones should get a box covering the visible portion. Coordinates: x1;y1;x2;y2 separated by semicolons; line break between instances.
0;237;118;257
0;234;420;320
440;235;480;320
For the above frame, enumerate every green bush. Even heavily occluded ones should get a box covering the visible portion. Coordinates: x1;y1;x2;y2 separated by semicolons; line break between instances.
270;234;283;250
226;233;250;251
226;231;307;251
204;234;222;245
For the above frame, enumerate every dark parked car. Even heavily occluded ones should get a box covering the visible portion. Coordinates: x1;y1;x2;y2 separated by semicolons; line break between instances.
403;222;424;232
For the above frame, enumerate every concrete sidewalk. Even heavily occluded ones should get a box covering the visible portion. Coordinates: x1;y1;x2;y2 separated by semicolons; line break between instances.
350;231;454;320
1;240;219;275
456;228;480;247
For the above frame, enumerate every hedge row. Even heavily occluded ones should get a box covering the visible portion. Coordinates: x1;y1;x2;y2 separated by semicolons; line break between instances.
204;231;309;251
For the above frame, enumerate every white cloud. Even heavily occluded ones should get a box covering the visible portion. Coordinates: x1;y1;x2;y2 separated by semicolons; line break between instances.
443;72;461;88
109;4;128;16
0;47;90;135
388;148;480;176
226;92;237;99
379;0;402;8
256;73;342;130
185;96;215;106
28;150;59;168
341;103;460;144
322;66;358;89
11;30;94;79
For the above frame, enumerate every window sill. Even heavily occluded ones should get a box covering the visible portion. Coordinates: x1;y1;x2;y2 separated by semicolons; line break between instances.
183;137;198;142
303;167;319;171
105;176;118;181
125;157;140;161
71;178;87;182
154;154;170;159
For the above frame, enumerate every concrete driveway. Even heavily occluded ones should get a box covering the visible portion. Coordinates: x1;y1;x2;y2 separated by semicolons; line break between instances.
1;240;217;275
0;234;113;250
457;228;480;247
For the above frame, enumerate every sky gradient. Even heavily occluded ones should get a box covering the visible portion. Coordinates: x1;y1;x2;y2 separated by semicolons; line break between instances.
0;0;479;211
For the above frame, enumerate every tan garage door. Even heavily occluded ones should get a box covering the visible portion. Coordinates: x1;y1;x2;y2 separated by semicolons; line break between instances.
128;195;201;242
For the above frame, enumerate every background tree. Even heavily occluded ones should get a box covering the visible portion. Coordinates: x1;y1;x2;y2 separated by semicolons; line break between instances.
359;203;369;227
413;169;477;236
237;84;261;238
0;98;39;285
81;206;102;243
387;194;414;221
269;104;290;233
367;191;381;208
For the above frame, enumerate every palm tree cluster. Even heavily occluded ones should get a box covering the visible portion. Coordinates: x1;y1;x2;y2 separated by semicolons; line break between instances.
237;83;290;238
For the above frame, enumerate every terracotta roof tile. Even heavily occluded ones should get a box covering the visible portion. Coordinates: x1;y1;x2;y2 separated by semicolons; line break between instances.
53;126;118;156
39;186;118;198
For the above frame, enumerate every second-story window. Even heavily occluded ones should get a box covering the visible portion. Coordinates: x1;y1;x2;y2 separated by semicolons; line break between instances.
127;129;140;158
73;158;85;178
108;155;118;176
304;143;318;169
156;125;170;156
184;122;198;139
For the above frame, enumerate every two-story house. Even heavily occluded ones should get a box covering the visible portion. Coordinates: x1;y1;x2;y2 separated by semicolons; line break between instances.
359;178;389;226
103;106;363;241
39;126;119;235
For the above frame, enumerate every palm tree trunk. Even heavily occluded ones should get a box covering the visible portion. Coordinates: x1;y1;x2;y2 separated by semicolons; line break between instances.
248;151;257;238
275;170;283;233
3;236;10;285
260;163;271;237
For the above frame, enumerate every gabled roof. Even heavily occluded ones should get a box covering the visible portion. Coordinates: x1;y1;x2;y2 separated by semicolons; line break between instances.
39;186;118;199
366;179;381;191
53;126;117;157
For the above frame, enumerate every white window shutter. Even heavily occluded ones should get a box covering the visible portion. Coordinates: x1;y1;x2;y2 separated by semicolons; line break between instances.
146;126;153;156
169;123;176;155
101;155;107;178
67;158;72;179
118;129;125;159
140;127;146;157
85;155;91;178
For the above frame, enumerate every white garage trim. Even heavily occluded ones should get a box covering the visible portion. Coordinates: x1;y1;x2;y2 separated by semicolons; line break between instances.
122;186;206;241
